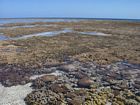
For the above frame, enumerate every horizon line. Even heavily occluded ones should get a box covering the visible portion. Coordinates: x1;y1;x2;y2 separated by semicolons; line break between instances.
0;17;140;20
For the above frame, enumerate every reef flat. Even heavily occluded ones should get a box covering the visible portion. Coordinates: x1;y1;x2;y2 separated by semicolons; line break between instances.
0;20;140;105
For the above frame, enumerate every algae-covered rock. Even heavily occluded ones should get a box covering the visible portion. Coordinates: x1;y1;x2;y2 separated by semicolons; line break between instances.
136;96;140;102
77;77;94;88
49;83;69;94
125;99;139;105
67;98;83;105
25;90;64;105
83;90;110;105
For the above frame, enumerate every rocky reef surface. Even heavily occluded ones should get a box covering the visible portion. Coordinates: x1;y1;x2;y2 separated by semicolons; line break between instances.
0;59;140;105
0;20;140;105
24;59;140;105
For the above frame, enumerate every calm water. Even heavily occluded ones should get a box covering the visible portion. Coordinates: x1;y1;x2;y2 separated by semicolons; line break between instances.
0;28;110;41
0;19;81;24
11;29;73;40
0;18;140;24
0;35;9;40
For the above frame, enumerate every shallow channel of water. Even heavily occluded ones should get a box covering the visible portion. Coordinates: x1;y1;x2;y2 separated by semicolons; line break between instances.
0;28;110;41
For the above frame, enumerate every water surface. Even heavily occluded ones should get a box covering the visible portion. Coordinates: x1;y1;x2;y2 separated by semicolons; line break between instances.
0;18;140;25
0;29;110;41
78;31;111;36
0;34;9;40
0;19;80;24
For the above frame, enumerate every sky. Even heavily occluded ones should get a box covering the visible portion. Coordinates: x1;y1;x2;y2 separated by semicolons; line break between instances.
0;0;140;19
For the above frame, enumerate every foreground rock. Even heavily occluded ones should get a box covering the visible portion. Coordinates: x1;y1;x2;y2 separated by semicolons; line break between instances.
25;90;64;105
24;60;140;105
0;59;140;105
77;77;94;88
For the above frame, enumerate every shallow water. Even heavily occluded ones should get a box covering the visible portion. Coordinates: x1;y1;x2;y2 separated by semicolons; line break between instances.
0;34;9;40
0;29;110;41
0;24;56;29
0;25;37;29
0;29;72;41
11;29;73;40
78;31;111;36
0;19;80;24
0;18;140;25
30;70;63;80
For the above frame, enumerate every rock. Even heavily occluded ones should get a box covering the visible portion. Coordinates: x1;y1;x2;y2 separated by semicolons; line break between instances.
25;90;64;105
59;64;77;72
40;75;58;82
66;92;78;99
65;90;87;105
41;67;56;73
67;98;83;105
111;86;122;91
20;80;27;85
44;59;62;68
125;99;139;105
49;83;69;94
134;80;140;85
74;71;88;79
32;79;46;89
133;84;140;89
4;80;12;86
135;91;140;96
135;96;140;102
77;78;94;88
32;75;58;89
